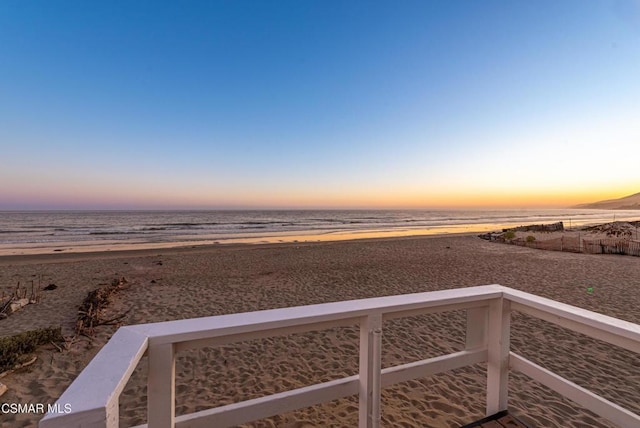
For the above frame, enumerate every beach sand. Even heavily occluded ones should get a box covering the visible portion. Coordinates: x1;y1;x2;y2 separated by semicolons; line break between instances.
1;235;639;427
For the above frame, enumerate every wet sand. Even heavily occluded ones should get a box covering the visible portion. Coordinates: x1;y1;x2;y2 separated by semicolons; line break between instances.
1;235;639;427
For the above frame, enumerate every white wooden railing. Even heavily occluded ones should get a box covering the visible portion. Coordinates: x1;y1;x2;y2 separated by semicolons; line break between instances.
39;285;640;428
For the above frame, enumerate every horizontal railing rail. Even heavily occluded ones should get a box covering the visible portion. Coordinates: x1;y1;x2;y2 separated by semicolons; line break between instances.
39;285;640;428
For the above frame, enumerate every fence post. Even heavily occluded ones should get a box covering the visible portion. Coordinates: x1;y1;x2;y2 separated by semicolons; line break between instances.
359;313;382;428
148;343;176;428
486;297;511;416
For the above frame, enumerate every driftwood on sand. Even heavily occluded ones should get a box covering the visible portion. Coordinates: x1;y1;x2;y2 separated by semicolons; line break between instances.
0;281;42;320
75;277;131;336
503;221;564;233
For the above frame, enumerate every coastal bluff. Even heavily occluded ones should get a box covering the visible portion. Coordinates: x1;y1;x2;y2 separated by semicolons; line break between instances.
573;192;640;210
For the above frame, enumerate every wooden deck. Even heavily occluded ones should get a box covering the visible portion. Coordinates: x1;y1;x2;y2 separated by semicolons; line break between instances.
460;410;529;428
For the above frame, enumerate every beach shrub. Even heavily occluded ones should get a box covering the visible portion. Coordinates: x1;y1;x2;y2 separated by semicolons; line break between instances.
526;235;536;243
503;231;516;240
0;327;63;373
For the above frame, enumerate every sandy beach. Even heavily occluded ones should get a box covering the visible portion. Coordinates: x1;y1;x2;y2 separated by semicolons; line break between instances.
1;234;639;427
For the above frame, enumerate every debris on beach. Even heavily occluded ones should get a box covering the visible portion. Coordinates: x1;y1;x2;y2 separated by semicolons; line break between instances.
478;232;502;241
76;277;130;336
583;221;639;238
0;281;41;320
503;221;564;233
477;222;563;241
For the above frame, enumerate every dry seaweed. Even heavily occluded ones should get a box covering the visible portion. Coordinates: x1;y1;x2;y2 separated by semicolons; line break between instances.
75;277;130;336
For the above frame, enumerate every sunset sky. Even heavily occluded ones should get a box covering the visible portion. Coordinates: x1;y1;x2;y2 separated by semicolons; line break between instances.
1;0;639;210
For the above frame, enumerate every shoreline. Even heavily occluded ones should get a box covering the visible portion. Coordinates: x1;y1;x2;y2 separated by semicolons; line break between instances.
0;231;479;266
0;228;488;261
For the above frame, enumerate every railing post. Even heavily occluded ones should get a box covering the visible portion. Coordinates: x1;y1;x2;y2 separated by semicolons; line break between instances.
106;397;119;427
359;313;382;428
148;343;176;428
465;307;489;350
486;297;511;415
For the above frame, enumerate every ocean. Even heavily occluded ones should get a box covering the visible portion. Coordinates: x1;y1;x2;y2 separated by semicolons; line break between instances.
1;209;639;254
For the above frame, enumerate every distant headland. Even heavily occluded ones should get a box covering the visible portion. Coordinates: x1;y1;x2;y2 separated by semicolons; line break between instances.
572;192;640;210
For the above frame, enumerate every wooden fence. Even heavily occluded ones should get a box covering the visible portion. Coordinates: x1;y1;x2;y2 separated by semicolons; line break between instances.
582;239;640;256
508;237;640;257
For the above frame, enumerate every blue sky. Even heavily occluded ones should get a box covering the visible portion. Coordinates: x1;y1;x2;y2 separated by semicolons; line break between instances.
1;0;639;209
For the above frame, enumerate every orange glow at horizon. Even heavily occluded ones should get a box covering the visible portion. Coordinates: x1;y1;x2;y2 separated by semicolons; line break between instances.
3;170;638;210
174;186;640;210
